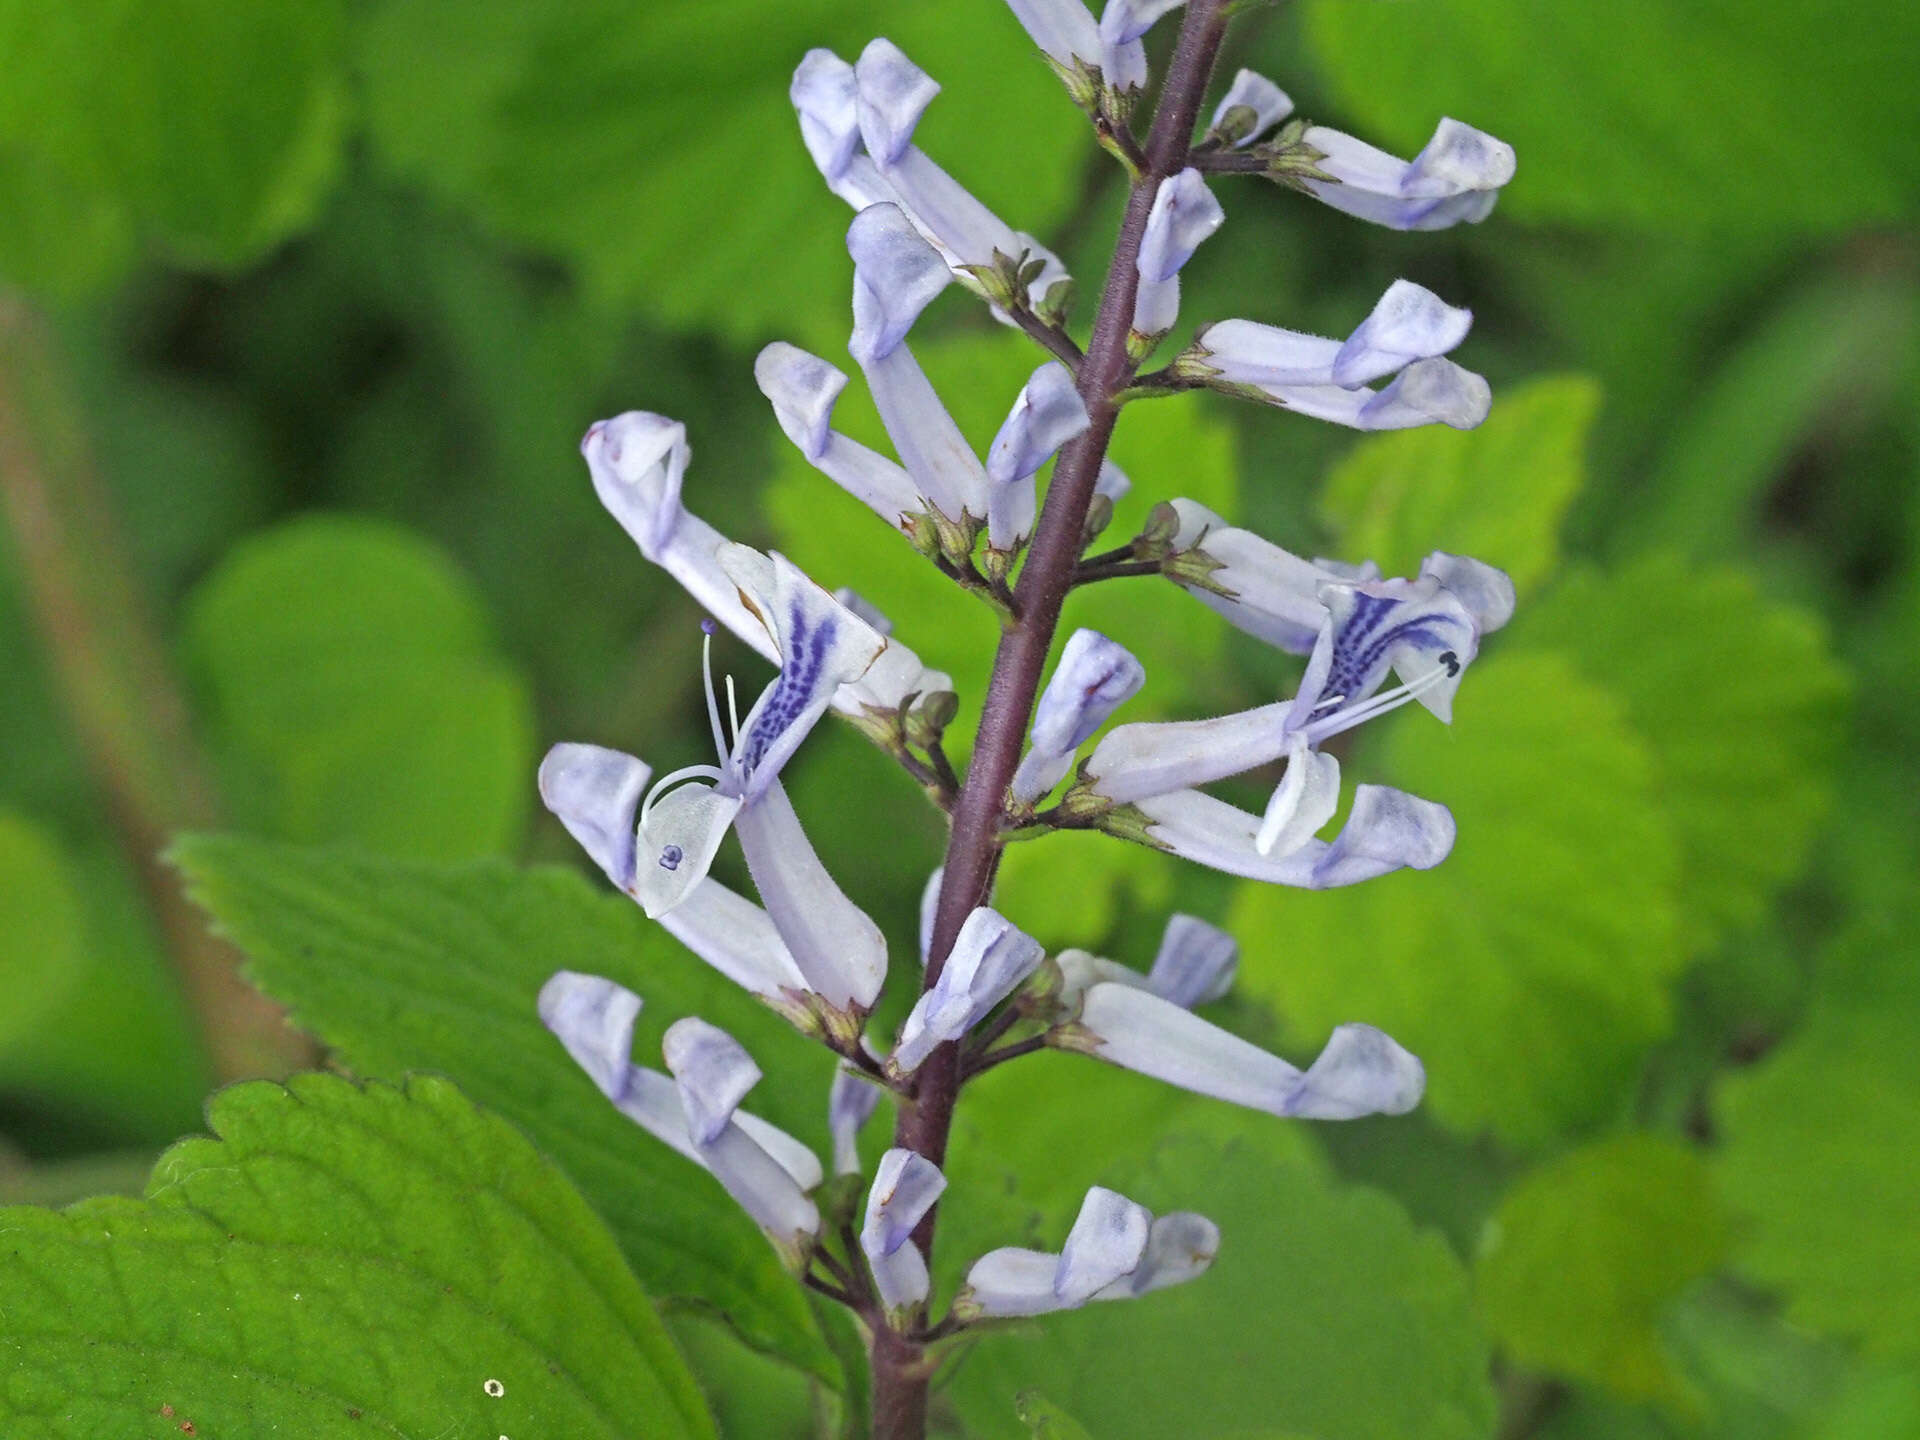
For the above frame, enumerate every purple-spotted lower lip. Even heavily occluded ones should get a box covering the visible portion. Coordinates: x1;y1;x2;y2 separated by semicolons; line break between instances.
736;602;837;777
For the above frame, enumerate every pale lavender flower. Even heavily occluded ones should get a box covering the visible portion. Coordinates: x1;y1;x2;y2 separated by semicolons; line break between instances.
623;545;884;919
848;204;992;528
891;907;1046;1075
1176;280;1487;430
987;361;1090;552
1133;783;1455;885
538;743;813;1005
1133;168;1224;345
663;1015;823;1267
538;974;825;1268
1055;979;1425;1118
1011;628;1147;804
793;46;1068;312
861;1149;948;1314
1301;116;1516;231
957;1186;1216;1318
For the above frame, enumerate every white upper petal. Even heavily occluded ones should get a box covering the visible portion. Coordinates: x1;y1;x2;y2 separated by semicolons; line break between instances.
855;39;939;165
581;412;689;559
848;203;953;363
539;743;650;888
662;1017;762;1144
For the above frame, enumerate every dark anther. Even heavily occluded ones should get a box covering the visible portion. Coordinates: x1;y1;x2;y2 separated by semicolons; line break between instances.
1438;650;1461;677
660;845;684;871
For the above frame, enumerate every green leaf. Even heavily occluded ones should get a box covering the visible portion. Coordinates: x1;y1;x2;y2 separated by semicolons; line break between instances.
1301;0;1920;230
354;0;1085;343
1615;274;1918;560
0;816;206;1146
1318;375;1600;599
1016;1391;1098;1440
1714;907;1920;1360
0;1072;714;1437
183;515;536;861
942;1107;1494;1440
1477;1135;1729;1409
1229;650;1685;1144
0;0;348;291
172;835;839;1380
1517;555;1851;950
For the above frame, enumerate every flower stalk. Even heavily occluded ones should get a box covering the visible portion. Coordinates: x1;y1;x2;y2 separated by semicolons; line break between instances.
874;3;1234;1433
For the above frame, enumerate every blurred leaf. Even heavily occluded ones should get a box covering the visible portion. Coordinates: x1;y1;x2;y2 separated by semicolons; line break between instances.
669;1313;821;1440
1230;651;1684;1145
1519;555;1850;951
1017;1391;1097;1439
1617;273;1918;559
1318;374;1600;598
0;1073;715;1438
992;827;1177;956
173;836;839;1381
183;515;535;860
1714;907;1920;1360
1477;1135;1728;1409
354;0;1084;343
0;0;348;291
0;820;205;1148
1532;1284;1865;1440
1302;0;1920;230
942;1121;1494;1440
0;813;87;1061
1806;1368;1920;1440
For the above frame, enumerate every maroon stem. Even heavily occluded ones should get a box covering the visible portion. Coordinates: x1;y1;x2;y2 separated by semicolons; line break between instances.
871;7;1232;1435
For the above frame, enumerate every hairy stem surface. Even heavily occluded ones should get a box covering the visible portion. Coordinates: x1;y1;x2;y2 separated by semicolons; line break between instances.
872;8;1232;1433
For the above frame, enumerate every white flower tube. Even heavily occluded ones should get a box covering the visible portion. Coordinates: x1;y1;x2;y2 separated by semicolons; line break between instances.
1058;981;1426;1119
736;777;889;1018
848;204;991;525
1135;783;1453;887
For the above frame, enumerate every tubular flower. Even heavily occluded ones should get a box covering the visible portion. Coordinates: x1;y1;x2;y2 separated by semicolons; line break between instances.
957;1186;1217;1318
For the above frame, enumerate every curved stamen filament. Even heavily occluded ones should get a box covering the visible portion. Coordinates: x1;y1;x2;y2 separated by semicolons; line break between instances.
1299;652;1458;745
638;763;728;828
700;625;730;763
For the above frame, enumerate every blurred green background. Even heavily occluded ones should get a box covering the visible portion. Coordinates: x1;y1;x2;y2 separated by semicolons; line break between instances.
1;0;1916;1436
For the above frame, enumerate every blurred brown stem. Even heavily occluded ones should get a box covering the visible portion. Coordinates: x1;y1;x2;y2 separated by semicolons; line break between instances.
0;293;314;1082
